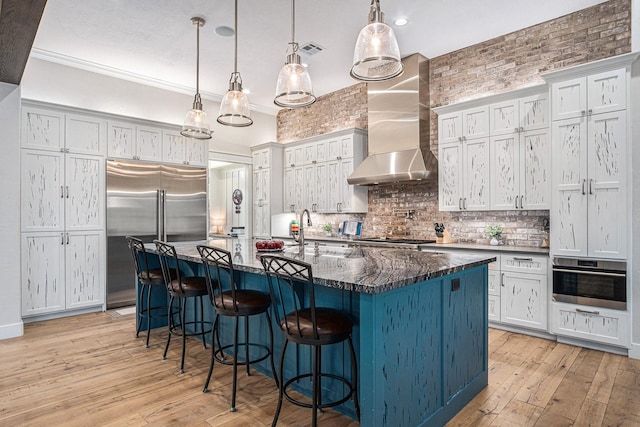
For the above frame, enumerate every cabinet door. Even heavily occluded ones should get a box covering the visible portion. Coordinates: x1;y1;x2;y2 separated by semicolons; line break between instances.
137;126;162;162
21;150;64;232
587;68;626;116
315;140;327;162
340;135;355;158
462;137;490;210
501;272;547;330
107;121;135;159
315;163;328;212
163;130;185;164
65;154;104;231
438;112;462;144
66;114;106;155
326;160;340;212
22;107;64;152
488;294;501;323
520;129;550;210
303;164;316;211
587;111;626;259
519;93;548;131
551;117;588;257
327;138;343;160
22;232;66;316
293;166;305;212
490;134;518;210
552;77;587;121
339;158;355;212
66;231;104;309
462;106;489;139
283;168;296;212
551;302;629;347
253;203;266;237
438;142;463;211
185;138;208;166
490;100;518;136
303;142;317;165
252;148;270;169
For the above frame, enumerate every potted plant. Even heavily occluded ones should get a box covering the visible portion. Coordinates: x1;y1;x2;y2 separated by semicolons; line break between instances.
485;225;503;246
323;223;333;237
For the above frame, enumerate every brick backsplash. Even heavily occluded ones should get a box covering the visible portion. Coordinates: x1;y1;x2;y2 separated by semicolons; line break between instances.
276;0;630;247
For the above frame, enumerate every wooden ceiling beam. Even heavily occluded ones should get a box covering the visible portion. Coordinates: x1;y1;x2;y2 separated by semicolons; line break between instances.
0;0;47;85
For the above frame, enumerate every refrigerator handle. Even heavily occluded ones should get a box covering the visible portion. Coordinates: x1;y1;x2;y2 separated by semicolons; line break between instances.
156;189;163;241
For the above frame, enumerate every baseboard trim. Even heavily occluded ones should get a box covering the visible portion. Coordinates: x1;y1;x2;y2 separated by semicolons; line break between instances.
0;321;24;340
629;343;640;360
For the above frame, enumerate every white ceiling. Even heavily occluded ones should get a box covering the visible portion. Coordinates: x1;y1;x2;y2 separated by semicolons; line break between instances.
32;0;607;115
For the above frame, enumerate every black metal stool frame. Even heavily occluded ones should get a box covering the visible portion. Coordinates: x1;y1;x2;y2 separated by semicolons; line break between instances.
260;254;360;427
126;236;170;348
154;240;211;374
198;244;278;412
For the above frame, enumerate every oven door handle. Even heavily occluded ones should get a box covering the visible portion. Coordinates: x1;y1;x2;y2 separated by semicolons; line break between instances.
553;268;626;278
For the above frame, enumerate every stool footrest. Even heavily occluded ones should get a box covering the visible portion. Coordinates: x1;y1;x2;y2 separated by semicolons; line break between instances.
283;372;355;410
214;343;272;367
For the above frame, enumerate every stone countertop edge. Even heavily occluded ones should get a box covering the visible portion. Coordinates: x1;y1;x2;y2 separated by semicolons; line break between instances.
146;239;496;295
418;242;550;254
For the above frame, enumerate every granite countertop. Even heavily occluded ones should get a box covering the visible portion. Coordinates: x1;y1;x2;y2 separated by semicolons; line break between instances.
147;238;495;295
418;242;550;255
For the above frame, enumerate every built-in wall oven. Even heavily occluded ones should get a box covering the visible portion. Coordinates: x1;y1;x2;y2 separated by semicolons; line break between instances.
552;257;627;310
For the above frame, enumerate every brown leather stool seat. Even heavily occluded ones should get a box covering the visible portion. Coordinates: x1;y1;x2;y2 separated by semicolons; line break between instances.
154;240;212;374
197;244;277;413
260;255;360;427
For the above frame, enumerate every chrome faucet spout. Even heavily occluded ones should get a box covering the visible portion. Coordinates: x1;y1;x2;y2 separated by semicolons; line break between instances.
298;209;312;251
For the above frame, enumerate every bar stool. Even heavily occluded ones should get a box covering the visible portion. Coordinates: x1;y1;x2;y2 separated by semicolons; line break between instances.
126;236;172;348
197;244;278;412
260;255;360;427
154;240;211;373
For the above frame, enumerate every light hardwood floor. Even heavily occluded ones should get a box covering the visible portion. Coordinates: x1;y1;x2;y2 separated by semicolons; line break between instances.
1;312;639;426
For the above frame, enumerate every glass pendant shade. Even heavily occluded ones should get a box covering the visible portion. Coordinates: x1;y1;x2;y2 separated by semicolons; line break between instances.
218;73;253;127
181;17;212;139
350;1;403;81
274;50;316;108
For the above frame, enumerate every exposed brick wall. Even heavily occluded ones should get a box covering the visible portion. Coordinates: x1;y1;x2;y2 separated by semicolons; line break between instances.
278;0;631;247
276;83;367;143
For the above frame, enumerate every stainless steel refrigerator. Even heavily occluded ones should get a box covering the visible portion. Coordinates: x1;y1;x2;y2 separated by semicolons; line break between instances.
106;159;207;309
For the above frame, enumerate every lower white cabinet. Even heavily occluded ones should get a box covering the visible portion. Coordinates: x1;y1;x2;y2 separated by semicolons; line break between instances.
253;202;271;239
550;302;629;348
21;230;105;317
500;254;548;331
487;255;501;322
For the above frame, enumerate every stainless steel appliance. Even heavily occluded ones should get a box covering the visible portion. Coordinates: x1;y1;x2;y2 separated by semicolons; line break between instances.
106;159;207;309
552;257;627;310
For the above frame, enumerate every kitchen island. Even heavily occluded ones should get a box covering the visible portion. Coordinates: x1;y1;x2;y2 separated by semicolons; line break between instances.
144;238;495;426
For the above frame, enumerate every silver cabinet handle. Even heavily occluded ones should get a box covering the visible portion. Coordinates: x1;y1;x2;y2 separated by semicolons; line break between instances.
581;110;586;116
520;195;524;209
515;195;519;209
458;136;463;142
61;186;64;198
582;179;586;195
65;186;69;198
61;233;64;245
519;127;524;132
60;148;65;153
552;268;626;278
513;257;533;261
576;308;600;316
463;198;467;210
501;273;505;287
459;198;463;210
66;233;70;245
589;178;593;195
588;109;593;115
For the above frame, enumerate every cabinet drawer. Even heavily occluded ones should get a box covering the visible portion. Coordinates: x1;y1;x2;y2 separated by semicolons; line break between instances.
501;254;547;274
550;302;629;347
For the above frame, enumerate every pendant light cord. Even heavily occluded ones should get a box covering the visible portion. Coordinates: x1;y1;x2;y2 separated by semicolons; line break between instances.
289;0;297;54
196;19;200;95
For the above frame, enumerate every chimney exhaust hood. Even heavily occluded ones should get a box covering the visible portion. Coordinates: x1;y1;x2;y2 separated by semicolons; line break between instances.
348;53;437;186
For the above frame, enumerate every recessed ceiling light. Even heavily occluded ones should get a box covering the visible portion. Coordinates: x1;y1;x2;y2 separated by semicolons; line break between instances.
394;18;408;26
215;26;235;37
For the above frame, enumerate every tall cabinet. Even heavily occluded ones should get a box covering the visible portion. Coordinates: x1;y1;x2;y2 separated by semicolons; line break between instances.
21;104;106;317
543;56;633;260
251;142;283;238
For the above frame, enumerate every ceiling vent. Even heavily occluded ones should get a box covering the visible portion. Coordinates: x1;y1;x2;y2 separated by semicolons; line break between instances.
299;42;324;56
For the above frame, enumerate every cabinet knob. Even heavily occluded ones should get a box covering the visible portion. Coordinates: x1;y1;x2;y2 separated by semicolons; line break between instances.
581;110;586;116
588;109;593;115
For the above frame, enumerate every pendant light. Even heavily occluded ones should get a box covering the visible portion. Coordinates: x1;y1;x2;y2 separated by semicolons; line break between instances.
274;0;316;108
350;0;403;82
181;17;212;139
217;0;253;127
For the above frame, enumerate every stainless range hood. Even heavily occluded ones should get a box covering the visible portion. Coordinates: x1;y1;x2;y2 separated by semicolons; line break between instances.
348;53;437;186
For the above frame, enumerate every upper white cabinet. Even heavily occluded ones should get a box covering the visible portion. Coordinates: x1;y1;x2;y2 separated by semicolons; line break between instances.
251;143;283;238
23;107;106;156
436;87;550;212
543;56;635;260
163;130;208;166
282;129;368;214
108;121;162;162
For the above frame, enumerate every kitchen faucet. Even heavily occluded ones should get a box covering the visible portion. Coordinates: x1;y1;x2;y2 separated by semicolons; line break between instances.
293;208;312;251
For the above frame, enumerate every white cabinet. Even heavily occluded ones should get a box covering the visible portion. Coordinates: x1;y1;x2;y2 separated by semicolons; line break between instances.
438;106;490;144
487;255;502;322
500;254;548;331
21;103;106;317
550;302;629;348
548;67;628;259
163;129;208;166
438;137;490;211
108;121;164;162
251;143;283;238
282;129;368;214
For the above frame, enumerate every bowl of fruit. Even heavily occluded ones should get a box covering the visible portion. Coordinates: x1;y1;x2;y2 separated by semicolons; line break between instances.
255;240;285;252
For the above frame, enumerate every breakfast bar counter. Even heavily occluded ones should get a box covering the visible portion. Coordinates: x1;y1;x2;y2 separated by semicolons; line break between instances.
144;238;495;426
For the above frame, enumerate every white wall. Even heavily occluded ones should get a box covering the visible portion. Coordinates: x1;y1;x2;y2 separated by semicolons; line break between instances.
20;58;277;156
0;83;24;339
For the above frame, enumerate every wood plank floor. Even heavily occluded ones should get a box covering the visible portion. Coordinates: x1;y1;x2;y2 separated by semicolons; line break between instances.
1;313;639;426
